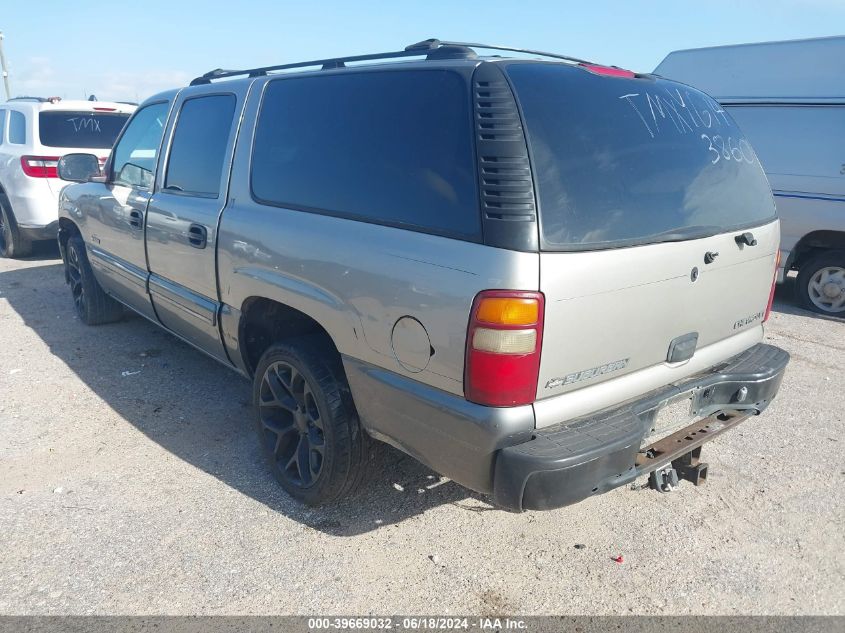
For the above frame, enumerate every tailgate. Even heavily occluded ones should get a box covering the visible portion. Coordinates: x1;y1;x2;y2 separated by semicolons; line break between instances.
538;220;779;402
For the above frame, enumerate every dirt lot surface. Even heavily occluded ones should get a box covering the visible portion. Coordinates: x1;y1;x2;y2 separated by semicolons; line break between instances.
1;247;843;615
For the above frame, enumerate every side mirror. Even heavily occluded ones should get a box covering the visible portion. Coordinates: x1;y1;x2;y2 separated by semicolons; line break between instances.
57;153;102;183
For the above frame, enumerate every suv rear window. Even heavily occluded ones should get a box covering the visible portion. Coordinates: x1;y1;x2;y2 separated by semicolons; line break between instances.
251;70;479;238
506;63;776;250
39;112;130;149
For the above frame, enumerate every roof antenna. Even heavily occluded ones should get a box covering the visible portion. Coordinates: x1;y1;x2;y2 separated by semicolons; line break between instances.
88;94;97;101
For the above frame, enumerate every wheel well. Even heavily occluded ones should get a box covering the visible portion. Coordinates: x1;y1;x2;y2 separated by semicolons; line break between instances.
58;217;81;248
791;231;845;270
239;297;338;376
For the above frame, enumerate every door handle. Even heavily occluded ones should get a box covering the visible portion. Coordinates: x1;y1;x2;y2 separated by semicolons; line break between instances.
128;209;143;230
188;223;208;249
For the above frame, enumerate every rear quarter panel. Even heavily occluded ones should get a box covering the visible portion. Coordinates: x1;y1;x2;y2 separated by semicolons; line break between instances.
217;202;538;396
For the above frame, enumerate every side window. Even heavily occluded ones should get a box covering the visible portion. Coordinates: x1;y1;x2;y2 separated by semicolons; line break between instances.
164;94;236;197
111;102;169;188
8;110;26;144
251;70;479;238
0;109;6;144
727;105;845;180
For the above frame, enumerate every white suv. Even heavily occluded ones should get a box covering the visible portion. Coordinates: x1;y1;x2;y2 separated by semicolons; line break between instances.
0;97;135;257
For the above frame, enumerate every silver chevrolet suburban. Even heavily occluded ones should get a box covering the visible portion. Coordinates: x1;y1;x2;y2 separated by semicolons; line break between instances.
55;40;789;511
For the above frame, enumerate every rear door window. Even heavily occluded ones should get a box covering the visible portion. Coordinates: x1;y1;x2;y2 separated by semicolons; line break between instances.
39;112;130;148
164;94;236;197
251;70;479;238
506;63;776;250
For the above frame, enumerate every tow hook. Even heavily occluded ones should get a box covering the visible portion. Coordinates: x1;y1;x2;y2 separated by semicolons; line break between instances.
649;447;710;492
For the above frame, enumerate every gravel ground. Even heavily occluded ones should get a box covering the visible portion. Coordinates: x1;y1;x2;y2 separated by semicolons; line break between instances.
1;246;843;615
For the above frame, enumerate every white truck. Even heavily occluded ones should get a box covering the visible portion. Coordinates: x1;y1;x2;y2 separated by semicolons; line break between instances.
656;36;845;315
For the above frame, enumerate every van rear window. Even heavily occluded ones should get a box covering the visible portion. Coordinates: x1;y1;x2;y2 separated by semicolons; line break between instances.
505;63;776;250
39;112;130;149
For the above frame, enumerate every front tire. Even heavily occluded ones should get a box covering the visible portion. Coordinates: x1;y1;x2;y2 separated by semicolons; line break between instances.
796;251;845;315
65;236;124;325
253;338;369;505
0;195;33;259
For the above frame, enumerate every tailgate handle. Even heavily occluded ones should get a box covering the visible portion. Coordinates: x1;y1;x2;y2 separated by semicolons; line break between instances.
735;232;757;247
667;332;698;363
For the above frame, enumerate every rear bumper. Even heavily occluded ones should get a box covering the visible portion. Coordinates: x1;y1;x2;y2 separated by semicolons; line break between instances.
7;180;59;227
19;220;59;242
493;343;789;511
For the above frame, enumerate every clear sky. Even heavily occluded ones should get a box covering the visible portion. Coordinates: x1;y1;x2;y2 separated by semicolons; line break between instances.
1;0;843;102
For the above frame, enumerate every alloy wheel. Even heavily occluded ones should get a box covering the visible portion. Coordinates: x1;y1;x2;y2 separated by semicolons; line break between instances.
0;210;9;254
67;245;85;315
258;360;326;487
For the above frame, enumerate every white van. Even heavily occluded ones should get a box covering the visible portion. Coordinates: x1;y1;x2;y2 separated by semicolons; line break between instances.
656;36;845;315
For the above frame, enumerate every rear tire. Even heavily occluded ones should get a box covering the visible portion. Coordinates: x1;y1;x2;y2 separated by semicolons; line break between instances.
65;236;124;325
795;251;845;315
253;337;369;505
0;195;33;259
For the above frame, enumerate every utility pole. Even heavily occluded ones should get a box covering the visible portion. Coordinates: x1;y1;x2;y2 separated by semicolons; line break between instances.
0;32;10;100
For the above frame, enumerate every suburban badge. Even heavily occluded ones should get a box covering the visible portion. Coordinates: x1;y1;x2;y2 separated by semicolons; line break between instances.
545;358;630;389
733;311;764;330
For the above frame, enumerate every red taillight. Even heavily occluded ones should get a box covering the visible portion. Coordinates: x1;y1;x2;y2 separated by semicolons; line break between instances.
92;107;116;111
20;156;60;179
464;290;544;407
579;63;636;78
763;252;781;323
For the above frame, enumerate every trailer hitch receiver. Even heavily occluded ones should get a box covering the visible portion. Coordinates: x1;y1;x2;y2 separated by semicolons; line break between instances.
672;446;709;486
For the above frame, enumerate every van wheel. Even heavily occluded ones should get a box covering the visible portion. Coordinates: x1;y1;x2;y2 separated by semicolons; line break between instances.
796;251;845;315
0;195;33;259
65;236;124;325
253;338;369;505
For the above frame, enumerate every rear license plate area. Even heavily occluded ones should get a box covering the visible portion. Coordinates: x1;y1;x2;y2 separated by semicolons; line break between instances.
643;397;695;445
